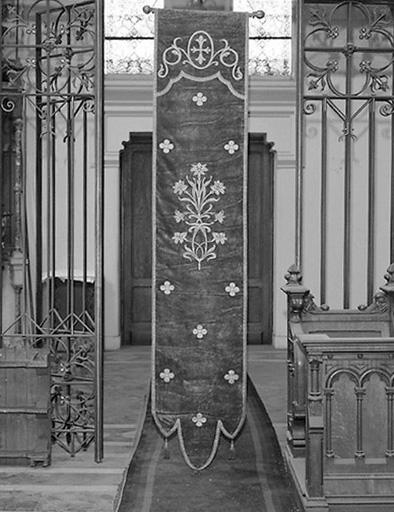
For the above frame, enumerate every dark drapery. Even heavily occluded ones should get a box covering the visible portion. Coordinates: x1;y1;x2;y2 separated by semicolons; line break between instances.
152;8;248;470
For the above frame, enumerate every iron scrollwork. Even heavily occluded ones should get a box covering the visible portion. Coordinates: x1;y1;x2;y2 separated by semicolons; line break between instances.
303;2;394;130
1;0;99;457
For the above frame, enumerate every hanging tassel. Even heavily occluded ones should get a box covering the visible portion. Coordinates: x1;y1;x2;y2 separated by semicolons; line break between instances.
228;439;235;460
163;438;170;459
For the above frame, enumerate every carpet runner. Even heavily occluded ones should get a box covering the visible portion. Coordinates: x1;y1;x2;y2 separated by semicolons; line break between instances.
152;7;249;471
117;379;303;512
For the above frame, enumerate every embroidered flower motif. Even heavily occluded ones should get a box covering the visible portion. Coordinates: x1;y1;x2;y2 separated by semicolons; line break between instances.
173;232;187;244
174;210;185;223
193;324;207;339
173;180;188;195
160;281;175;295
215;210;225;223
211;180;226;195
224;369;239;384
191;162;208;176
224;140;239;154
212;232;227;245
192;92;207;107
159;138;174;153
172;163;227;270
225;282;240;297
160;368;175;383
192;412;207;427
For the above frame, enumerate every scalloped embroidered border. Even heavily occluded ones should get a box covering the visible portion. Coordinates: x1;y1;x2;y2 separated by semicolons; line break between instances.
157;70;246;99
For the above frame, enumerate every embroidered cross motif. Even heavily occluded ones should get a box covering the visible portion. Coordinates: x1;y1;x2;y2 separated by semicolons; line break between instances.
224;370;239;384
192;413;207;427
193;324;207;339
191;34;211;65
160;281;175;295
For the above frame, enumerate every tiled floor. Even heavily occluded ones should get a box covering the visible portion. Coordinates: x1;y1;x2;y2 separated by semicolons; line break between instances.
0;345;287;512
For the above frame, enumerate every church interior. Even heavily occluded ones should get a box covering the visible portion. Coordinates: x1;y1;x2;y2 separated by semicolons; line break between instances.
1;0;394;510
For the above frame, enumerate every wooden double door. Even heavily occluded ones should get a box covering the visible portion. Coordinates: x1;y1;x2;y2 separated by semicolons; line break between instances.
120;133;274;345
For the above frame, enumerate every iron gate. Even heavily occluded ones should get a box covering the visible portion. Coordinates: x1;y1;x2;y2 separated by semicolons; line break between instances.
0;0;104;461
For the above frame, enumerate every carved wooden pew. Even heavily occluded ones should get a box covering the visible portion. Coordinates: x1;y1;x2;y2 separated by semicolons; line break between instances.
282;265;393;458
282;264;394;509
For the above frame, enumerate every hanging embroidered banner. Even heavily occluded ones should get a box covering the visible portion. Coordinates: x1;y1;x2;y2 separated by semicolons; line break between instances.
152;7;248;470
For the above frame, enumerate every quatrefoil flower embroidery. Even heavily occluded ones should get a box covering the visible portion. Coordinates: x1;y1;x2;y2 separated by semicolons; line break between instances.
224;370;239;384
192;92;207;106
224;140;239;154
193;324;207;339
160;281;175;295
192;412;207;427
160;368;175;383
225;282;240;297
159;138;174;153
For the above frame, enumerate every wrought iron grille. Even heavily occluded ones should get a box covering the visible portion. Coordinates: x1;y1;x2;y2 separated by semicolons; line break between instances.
297;0;394;308
0;0;104;461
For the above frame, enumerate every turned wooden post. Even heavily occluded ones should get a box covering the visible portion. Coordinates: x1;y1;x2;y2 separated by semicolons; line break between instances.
281;264;310;323
281;265;311;455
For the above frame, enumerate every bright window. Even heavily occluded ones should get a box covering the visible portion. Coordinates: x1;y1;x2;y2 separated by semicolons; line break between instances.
104;0;292;76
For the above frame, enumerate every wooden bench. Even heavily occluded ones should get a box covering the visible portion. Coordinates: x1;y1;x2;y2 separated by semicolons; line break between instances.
282;265;393;457
282;264;394;510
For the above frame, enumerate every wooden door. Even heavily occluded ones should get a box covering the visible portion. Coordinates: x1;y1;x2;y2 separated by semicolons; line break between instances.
120;132;274;345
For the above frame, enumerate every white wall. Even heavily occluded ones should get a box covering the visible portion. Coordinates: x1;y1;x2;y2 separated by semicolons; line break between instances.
104;75;297;349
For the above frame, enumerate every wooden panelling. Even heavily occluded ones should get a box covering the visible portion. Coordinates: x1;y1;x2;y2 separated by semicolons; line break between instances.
0;348;51;466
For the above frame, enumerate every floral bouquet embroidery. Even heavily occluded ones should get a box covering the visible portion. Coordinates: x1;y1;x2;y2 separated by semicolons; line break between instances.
172;163;227;270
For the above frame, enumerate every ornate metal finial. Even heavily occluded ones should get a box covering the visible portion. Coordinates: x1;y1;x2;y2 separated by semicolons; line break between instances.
251;10;265;19
143;5;153;14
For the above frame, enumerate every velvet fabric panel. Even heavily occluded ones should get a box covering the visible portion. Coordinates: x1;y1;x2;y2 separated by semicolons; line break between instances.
152;8;248;470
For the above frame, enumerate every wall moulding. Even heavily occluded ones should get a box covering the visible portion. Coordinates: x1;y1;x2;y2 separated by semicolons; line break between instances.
104;75;296;111
104;75;296;163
